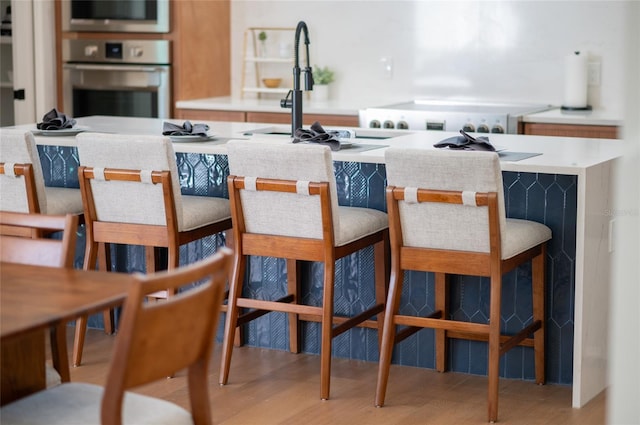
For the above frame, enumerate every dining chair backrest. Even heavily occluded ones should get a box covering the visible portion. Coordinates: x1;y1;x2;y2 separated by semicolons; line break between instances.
76;133;185;230
0;211;79;268
384;148;507;254
0;211;79;385
101;248;232;424
226;140;342;242
0;129;48;214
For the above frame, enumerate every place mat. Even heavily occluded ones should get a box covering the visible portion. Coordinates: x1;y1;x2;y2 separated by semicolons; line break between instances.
498;151;542;162
171;136;243;145
338;143;388;153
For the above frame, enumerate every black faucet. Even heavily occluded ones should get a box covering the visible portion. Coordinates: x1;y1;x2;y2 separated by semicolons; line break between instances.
280;21;313;136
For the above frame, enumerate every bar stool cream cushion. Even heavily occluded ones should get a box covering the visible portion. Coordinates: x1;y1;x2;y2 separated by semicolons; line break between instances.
385;148;551;257
0;383;192;425
0;129;83;215
76;132;230;231
226;140;388;245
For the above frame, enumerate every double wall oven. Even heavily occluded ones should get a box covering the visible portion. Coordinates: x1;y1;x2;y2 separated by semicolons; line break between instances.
61;0;171;119
62;39;171;119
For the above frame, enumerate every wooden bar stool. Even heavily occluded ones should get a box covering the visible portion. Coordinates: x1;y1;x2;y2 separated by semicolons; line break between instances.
219;140;389;400
0;129;84;233
73;132;232;366
376;148;551;422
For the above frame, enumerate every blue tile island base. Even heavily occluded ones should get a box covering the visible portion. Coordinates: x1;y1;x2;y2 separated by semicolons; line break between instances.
40;147;576;386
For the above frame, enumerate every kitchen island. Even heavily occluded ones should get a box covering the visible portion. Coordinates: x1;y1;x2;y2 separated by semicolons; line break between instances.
12;116;623;409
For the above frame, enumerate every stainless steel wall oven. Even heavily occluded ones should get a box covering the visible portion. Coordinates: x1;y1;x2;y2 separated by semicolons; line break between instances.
61;0;170;33
62;39;171;119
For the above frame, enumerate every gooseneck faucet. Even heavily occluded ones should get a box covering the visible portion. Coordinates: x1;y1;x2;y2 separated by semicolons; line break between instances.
280;21;313;136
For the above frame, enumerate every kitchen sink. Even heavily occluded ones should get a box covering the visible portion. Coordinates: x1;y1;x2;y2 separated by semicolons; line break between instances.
243;125;412;140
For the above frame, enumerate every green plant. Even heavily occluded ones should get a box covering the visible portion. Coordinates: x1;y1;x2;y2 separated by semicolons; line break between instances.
313;65;334;85
258;31;267;42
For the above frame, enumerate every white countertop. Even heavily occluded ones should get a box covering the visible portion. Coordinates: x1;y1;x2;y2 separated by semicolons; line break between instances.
522;107;623;126
16;115;625;177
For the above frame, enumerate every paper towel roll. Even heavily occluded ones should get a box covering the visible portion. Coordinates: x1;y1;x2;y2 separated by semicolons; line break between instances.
562;51;589;109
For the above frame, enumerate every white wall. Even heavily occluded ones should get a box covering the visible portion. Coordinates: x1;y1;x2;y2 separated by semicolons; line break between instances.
608;1;640;424
231;0;628;112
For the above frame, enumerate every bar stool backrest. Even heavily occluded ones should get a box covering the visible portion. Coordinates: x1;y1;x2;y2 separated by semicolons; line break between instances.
226;140;341;241
385;148;507;253
76;133;184;230
0;129;47;213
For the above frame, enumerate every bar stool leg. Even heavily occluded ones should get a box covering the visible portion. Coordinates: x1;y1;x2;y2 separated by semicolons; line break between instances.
287;259;301;354
435;272;449;373
532;248;546;385
375;266;404;407
320;260;335;401
219;252;246;385
487;272;502;423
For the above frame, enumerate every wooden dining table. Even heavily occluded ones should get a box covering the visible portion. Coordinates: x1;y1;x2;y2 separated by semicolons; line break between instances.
0;262;132;405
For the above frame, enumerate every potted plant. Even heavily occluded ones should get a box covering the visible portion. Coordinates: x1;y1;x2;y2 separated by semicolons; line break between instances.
313;65;334;102
258;30;267;56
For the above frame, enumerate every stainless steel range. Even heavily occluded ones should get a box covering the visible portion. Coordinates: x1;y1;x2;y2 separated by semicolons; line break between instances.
359;100;552;134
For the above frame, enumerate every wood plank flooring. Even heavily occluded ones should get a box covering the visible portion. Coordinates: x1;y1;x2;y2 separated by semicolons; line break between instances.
65;328;606;424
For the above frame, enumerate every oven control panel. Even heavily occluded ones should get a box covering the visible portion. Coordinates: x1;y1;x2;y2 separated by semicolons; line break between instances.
359;101;552;135
63;39;171;65
361;112;510;134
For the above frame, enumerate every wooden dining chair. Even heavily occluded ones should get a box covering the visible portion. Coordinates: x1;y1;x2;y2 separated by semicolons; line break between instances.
376;148;552;422
0;211;80;384
0;248;232;425
72;132;232;367
219;140;389;400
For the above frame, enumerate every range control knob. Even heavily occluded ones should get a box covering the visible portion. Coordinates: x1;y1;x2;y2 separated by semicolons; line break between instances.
396;120;409;130
369;120;381;129
491;124;505;134
477;123;490;133
462;123;475;132
383;120;395;129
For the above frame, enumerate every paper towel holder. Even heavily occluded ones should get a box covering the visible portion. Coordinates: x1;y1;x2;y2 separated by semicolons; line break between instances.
561;50;592;112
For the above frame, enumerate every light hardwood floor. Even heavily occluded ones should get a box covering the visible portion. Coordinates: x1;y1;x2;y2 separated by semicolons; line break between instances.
65;328;606;424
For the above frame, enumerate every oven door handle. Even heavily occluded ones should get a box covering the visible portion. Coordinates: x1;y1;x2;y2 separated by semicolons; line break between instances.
63;64;167;73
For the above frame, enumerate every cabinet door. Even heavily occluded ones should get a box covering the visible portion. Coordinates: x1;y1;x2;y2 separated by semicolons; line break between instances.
175;109;246;122
2;0;53;125
246;111;359;127
523;123;618;139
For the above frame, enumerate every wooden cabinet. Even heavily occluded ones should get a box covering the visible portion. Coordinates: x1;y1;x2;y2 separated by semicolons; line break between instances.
523;122;619;139
171;1;230;105
175;108;359;127
175;108;245;122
